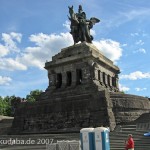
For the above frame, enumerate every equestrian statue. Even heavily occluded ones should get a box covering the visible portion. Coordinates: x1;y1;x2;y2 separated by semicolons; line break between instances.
68;5;100;44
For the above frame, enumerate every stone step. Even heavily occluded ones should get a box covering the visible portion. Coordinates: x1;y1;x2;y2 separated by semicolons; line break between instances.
0;119;13;124
1;123;150;150
110;130;148;135
0;145;46;150
109;124;150;150
40;92;92;102
0;132;149;150
40;83;98;101
121;124;137;126
121;128;136;131
0;125;12;129
110;93;148;99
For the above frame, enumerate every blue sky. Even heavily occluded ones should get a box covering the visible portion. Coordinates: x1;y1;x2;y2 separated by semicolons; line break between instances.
0;0;150;98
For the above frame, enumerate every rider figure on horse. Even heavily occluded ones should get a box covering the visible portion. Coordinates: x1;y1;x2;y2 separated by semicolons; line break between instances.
68;5;100;44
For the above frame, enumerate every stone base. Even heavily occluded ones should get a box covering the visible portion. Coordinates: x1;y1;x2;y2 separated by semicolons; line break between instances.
11;83;116;134
11;43;150;134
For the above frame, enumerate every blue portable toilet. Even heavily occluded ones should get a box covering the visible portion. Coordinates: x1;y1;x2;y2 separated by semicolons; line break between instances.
93;127;110;150
80;128;94;150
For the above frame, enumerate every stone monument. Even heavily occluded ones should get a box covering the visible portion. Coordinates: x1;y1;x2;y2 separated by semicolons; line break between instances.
68;5;100;44
11;6;150;134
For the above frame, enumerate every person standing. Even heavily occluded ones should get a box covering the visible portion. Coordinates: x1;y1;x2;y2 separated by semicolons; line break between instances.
125;134;134;150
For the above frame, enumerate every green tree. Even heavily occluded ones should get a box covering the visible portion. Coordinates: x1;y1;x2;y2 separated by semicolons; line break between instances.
26;89;43;102
0;90;43;116
3;96;18;116
0;95;22;116
0;96;4;115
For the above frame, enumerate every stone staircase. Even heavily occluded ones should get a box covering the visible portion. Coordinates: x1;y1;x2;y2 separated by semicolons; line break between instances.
1;115;150;149
0;124;150;150
110;124;150;150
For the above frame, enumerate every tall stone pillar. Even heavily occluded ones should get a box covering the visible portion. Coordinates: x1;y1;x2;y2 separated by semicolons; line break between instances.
94;69;98;80
107;75;112;87
105;74;108;86
115;75;119;90
112;76;116;87
100;71;103;85
48;73;56;89
72;71;77;86
110;76;113;87
62;72;67;88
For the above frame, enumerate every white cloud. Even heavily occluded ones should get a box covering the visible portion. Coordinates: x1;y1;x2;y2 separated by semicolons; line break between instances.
122;43;127;47
93;39;122;62
0;32;122;71
133;48;146;54
135;40;144;45
120;71;150;80
121;8;150;22
103;8;150;30
0;32;22;58
119;83;130;92
0;58;27;71
138;48;146;54
0;76;12;85
0;32;27;71
90;29;96;36
1;32;22;53
131;32;139;37
0;32;74;70
0;44;9;57
17;32;73;69
130;31;148;37
63;20;70;31
135;87;147;91
10;32;22;43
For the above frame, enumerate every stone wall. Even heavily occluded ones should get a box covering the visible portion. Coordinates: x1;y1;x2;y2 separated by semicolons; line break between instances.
45;43;120;93
110;93;150;124
11;43;150;134
11;85;115;134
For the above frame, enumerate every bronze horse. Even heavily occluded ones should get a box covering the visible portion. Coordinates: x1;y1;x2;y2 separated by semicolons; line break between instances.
68;5;100;44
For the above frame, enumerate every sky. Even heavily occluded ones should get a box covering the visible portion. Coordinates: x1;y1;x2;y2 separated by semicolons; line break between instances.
0;0;150;98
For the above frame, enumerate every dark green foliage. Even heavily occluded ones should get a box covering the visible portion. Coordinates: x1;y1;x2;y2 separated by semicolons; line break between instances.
0;96;14;116
26;89;43;102
0;89;43;116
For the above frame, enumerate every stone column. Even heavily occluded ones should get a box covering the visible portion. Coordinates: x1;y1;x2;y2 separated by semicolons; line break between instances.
105;74;108;86
48;73;56;89
107;75;112;87
109;76;113;87
115;75;119;90
112;76;116;87
107;75;110;87
112;76;119;91
72;71;76;86
61;72;67;88
94;69;98;80
100;71;103;85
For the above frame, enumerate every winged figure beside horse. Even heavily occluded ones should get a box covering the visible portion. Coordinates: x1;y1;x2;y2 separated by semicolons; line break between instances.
68;5;100;44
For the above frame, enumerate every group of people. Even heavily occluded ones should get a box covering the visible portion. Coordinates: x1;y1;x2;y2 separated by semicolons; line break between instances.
125;134;134;150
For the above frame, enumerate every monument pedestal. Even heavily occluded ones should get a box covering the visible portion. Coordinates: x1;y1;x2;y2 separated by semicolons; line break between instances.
11;43;150;134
